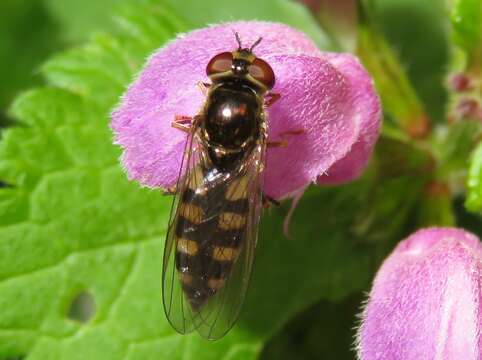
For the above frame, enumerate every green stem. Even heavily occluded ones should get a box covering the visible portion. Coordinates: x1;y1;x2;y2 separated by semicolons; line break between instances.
356;0;431;139
418;181;456;227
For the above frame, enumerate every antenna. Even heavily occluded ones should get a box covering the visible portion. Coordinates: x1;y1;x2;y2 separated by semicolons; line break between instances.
234;32;243;49
249;37;263;51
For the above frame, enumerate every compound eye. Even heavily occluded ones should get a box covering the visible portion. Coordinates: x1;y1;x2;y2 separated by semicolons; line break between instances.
249;57;275;89
206;52;233;76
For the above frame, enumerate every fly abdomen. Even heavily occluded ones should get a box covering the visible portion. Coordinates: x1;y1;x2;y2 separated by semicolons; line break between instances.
175;168;249;310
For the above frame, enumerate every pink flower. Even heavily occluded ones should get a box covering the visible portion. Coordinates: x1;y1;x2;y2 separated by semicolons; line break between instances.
357;227;482;360
111;21;381;199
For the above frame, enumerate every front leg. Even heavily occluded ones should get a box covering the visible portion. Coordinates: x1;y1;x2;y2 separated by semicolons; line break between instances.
197;81;211;96
171;114;203;133
264;92;281;108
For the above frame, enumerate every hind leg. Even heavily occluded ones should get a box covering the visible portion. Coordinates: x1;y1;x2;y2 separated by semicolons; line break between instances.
262;193;280;209
268;129;305;148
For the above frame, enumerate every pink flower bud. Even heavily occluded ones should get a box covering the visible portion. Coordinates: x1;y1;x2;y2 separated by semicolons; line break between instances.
357;227;482;360
448;73;473;92
111;21;381;199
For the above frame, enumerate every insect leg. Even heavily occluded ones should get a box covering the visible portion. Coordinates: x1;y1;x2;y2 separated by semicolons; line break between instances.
267;139;288;148
262;193;280;209
197;81;211;96
172;115;193;132
163;184;178;195
172;114;204;133
264;92;281;107
267;129;304;148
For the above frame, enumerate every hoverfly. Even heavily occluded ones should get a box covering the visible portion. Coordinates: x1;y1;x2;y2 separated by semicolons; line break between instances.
162;33;283;340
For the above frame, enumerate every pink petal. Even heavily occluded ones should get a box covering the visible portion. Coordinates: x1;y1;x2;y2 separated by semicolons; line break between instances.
317;53;381;185
263;53;358;198
357;227;482;360
111;21;380;199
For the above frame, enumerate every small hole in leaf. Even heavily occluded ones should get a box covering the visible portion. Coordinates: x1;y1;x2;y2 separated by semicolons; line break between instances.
0;181;13;189
67;290;96;323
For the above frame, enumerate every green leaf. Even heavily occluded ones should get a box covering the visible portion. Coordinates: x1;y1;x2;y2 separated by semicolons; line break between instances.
0;2;380;359
43;0;334;50
0;1;61;118
451;0;482;60
466;141;482;212
43;0;121;43
165;0;334;50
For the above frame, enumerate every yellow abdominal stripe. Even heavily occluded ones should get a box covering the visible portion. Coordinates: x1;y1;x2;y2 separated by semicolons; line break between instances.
212;246;239;261
225;176;249;201
179;203;204;224
218;212;246;230
177;238;199;256
207;278;225;290
179;272;193;285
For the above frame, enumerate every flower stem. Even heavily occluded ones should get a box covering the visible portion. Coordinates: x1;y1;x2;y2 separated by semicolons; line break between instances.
300;0;432;139
418;181;456;227
355;0;431;139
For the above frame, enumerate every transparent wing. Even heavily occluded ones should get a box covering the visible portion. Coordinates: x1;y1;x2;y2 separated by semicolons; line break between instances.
191;138;266;340
162;121;200;335
162;122;266;340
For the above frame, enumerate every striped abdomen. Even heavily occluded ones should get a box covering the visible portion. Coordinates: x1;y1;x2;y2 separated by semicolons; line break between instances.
175;165;249;309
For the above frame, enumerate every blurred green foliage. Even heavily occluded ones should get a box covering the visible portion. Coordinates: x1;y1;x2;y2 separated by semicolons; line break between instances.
467;142;482;211
0;1;61;124
451;0;482;60
373;0;449;122
0;0;481;359
44;0;121;43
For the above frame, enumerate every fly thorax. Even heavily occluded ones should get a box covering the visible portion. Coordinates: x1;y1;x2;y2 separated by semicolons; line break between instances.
203;83;261;150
